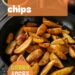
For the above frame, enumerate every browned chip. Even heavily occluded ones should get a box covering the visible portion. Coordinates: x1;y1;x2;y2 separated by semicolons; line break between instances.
14;36;32;54
48;45;67;60
33;37;45;43
26;49;43;63
29;32;45;43
60;45;69;54
39;43;50;48
43;18;61;28
40;60;55;75
39;52;50;66
23;27;38;33
47;28;62;35
69;47;75;58
50;66;74;75
50;53;64;68
62;29;70;34
51;38;68;45
37;24;47;35
26;45;40;53
32;63;40;75
63;33;75;43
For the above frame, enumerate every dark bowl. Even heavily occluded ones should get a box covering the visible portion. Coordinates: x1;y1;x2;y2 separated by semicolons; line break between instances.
0;16;75;75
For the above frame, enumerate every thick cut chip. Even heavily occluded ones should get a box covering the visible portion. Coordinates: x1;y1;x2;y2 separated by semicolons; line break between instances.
14;36;32;54
32;63;39;75
50;53;64;68
40;60;55;75
47;28;62;35
37;24;47;35
29;32;45;43
69;47;75;58
23;27;38;33
50;66;74;75
33;37;44;43
51;38;65;45
39;52;50;66
43;18;61;28
26;45;40;53
39;43;50;48
62;30;70;34
26;49;43;63
63;33;75;43
49;45;67;60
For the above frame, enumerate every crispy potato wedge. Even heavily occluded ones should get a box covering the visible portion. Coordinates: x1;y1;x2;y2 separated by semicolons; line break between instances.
47;45;68;55
16;33;26;45
51;39;65;45
26;45;40;53
51;38;68;45
23;27;38;33
50;53;64;68
63;33;75;43
62;29;70;34
43;33;51;39
10;55;18;62
33;37;44;43
26;22;37;27
50;45;67;60
29;32;49;43
50;66;74;75
32;63;40;75
6;33;14;44
39;43;50;48
47;28;62;35
69;47;75;58
39;52;50;66
60;45;69;54
26;49;43;63
37;24;47;35
14;36;32;54
43;18;61;28
40;60;55;75
29;32;45;43
6;40;16;55
29;32;39;38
